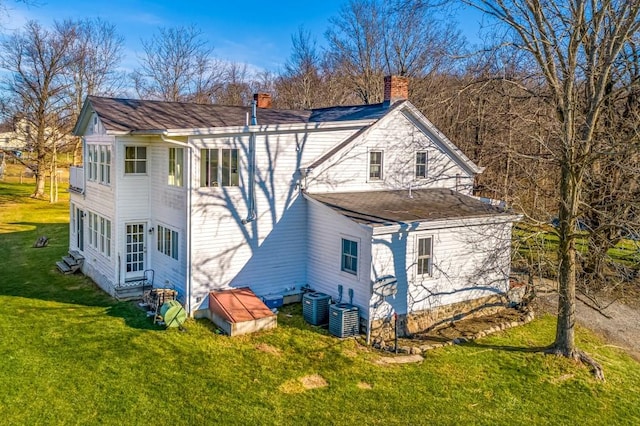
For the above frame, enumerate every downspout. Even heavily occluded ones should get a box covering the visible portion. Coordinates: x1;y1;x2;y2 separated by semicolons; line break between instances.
242;100;257;225
161;133;193;315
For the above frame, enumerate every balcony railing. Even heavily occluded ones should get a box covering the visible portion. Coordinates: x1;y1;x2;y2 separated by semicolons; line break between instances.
69;166;84;193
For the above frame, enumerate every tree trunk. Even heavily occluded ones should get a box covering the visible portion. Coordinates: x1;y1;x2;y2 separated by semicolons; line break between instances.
554;162;578;356
33;171;46;198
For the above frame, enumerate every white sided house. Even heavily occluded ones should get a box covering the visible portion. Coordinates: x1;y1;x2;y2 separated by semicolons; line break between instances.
66;76;520;338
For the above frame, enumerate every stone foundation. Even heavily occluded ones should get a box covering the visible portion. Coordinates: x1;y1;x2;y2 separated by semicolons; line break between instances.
370;294;509;342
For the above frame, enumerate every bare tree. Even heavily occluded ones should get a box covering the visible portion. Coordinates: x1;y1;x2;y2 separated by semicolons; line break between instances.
276;26;324;109
214;62;252;106
131;25;223;103
325;0;386;104
66;18;125;164
466;0;640;378
325;0;463;104
0;20;77;199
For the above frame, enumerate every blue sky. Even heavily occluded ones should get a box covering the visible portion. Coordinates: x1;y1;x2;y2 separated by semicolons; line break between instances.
5;0;485;73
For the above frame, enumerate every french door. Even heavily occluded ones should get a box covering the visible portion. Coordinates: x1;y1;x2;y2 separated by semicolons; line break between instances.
125;223;146;280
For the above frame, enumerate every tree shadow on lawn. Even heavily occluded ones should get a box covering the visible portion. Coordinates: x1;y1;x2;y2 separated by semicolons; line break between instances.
0;222;160;330
463;340;552;353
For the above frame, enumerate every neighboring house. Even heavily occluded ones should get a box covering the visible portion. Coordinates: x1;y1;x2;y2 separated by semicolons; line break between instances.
0;119;29;152
68;75;520;339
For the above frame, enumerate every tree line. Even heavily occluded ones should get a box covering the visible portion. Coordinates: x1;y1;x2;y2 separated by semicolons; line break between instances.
1;0;639;375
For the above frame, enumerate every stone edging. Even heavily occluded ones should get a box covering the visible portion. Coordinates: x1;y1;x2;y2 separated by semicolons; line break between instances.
379;309;536;355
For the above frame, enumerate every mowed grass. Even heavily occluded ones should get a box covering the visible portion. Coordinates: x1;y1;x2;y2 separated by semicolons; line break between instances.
1;179;640;425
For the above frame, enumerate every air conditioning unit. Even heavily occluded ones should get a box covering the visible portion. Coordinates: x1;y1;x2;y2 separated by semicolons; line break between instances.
302;292;331;325
329;303;359;338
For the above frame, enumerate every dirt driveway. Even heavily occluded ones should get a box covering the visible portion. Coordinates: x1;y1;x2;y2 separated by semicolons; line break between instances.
536;286;640;361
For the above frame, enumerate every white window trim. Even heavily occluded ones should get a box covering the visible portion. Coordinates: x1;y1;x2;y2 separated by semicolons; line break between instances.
98;145;111;185
87;211;112;258
367;149;384;182
415;150;428;180
124;146;147;175
416;235;433;277
87;144;111;185
87;145;97;181
340;236;360;277
168;147;184;187
157;224;179;261
199;147;239;188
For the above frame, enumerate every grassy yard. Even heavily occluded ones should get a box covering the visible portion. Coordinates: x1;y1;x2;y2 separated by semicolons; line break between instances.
1;178;640;425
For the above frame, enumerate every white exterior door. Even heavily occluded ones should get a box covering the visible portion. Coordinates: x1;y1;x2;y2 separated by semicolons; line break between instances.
125;223;146;280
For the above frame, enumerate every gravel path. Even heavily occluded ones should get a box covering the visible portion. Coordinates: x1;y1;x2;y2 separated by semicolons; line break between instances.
537;289;640;361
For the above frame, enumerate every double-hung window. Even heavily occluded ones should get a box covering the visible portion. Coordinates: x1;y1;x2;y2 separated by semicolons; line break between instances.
87;212;111;257
125;146;147;174
417;236;433;276
341;238;358;275
369;151;383;181
99;217;111;257
200;148;239;187
168;147;184;187
99;145;111;184
157;225;179;260
415;151;427;179
87;145;97;181
88;145;111;184
88;212;97;247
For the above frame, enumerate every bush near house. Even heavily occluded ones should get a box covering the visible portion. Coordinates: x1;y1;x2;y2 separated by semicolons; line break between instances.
1;179;639;425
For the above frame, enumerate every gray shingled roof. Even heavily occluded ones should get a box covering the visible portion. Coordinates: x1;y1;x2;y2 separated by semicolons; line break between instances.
307;188;508;226
85;96;389;133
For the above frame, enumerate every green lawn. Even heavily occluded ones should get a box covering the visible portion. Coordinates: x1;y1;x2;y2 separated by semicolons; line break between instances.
514;223;640;273
1;179;640;425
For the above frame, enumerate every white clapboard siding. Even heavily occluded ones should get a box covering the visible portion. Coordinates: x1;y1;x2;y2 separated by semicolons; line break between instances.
306;196;373;318
307;109;474;195
370;221;513;320
147;143;188;296
69;135;118;293
189;132;309;307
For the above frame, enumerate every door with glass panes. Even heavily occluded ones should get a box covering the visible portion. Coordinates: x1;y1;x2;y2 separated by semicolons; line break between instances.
125;223;146;280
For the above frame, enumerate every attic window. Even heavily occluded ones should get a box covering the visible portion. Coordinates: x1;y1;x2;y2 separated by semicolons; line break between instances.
369;151;383;180
415;151;427;179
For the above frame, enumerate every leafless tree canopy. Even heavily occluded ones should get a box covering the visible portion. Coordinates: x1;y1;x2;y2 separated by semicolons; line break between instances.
465;0;640;375
1;20;77;198
0;18;124;197
131;25;223;103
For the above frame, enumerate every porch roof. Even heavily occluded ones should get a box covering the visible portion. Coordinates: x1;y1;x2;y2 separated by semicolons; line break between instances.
306;188;510;227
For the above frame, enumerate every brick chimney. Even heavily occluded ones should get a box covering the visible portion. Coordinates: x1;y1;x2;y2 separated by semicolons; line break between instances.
383;75;409;107
253;93;272;109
